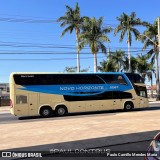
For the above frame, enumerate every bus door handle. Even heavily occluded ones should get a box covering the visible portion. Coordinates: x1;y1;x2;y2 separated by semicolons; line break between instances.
30;103;32;105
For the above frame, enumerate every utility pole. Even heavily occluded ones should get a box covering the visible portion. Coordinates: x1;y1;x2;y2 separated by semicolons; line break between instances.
107;47;110;61
158;17;160;58
157;17;160;100
0;88;2;107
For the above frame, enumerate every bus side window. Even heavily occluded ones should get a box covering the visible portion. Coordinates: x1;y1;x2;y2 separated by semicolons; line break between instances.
134;85;147;98
112;75;127;85
16;95;27;104
112;91;120;99
140;91;146;98
120;92;132;99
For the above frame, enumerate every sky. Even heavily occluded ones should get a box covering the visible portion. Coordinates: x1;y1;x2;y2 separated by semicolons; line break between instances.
0;0;159;83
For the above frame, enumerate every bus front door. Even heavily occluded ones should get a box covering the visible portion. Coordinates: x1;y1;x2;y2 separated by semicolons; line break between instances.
28;94;38;115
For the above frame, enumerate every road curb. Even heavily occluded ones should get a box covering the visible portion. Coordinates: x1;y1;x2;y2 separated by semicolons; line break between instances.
0;111;10;114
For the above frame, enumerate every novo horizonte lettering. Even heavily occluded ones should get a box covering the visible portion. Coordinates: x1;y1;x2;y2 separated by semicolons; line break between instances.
60;86;105;91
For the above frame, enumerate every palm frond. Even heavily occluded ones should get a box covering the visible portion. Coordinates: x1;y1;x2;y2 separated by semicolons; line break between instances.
131;28;140;40
119;29;126;42
97;42;107;53
61;25;74;37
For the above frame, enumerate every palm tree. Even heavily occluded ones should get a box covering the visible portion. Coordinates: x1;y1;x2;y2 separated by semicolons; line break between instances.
136;54;151;81
141;21;160;100
64;66;89;72
146;69;155;98
114;12;148;73
136;54;155;98
98;59;117;72
78;17;112;72
57;2;86;72
109;50;126;72
140;21;160;100
123;56;137;73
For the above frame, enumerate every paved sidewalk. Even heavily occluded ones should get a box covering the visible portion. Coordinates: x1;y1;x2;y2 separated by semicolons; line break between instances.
0;107;160;151
0;106;10;113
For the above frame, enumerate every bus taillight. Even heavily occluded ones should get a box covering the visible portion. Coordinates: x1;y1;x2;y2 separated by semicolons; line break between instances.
10;100;13;108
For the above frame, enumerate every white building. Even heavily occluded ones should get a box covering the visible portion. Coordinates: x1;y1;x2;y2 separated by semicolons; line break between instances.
146;84;157;98
0;83;10;99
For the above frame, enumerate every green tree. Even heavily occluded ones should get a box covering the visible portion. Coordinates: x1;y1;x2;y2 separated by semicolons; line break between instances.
64;66;89;72
109;50;126;72
146;69;155;98
141;21;160;100
98;59;117;72
57;2;86;72
78;17;112;72
136;54;151;81
123;56;137;73
114;12;148;73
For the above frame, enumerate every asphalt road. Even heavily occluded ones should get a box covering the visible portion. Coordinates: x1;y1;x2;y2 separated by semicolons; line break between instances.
0;103;160;160
0;102;160;125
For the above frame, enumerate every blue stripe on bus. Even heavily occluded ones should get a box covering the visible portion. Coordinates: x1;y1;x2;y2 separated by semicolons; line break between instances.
19;84;133;96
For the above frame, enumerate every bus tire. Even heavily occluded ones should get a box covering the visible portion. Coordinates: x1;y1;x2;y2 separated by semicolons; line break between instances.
40;106;53;117
124;102;133;111
55;105;68;116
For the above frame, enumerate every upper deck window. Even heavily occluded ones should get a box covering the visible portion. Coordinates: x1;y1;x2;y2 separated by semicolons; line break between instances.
13;74;128;85
13;74;104;85
98;74;127;85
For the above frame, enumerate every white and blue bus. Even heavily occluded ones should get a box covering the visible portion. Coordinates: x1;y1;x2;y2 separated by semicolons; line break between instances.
10;72;148;117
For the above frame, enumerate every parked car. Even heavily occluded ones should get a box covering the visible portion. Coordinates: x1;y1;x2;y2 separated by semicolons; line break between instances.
145;132;160;160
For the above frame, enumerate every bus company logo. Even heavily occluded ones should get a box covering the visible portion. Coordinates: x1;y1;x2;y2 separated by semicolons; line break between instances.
60;85;105;91
21;75;34;78
2;152;11;157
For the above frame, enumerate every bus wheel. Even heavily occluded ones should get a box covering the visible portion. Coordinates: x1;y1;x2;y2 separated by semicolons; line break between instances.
124;102;133;111
55;105;67;116
40;106;53;117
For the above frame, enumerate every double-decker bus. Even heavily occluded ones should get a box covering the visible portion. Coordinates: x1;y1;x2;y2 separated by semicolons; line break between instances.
9;72;148;117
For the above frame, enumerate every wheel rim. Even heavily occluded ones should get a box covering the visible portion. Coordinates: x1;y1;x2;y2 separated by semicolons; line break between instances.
126;104;131;110
58;108;65;115
43;109;50;116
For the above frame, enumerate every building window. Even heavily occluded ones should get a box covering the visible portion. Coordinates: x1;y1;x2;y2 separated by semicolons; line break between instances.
7;87;10;92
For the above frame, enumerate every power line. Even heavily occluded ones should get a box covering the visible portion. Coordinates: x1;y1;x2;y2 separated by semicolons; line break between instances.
0;16;132;27
0;53;153;61
0;56;106;61
0;17;57;23
0;49;151;54
0;41;152;51
0;41;76;47
0;14;155;25
0;17;114;26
